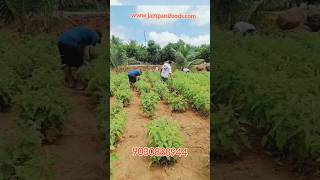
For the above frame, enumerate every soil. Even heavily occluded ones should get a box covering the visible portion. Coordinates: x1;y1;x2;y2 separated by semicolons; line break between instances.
0;109;18;139
0;88;107;179
212;152;307;180
42;88;107;180
112;91;210;180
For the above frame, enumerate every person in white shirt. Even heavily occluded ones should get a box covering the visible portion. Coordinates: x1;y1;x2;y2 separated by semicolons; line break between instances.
160;61;172;82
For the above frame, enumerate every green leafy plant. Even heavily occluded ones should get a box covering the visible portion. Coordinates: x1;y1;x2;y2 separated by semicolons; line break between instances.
14;89;70;142
114;88;132;107
110;102;127;150
0;62;22;111
140;91;159;118
0;127;54;180
146;118;183;165
167;93;188;112
135;80;150;94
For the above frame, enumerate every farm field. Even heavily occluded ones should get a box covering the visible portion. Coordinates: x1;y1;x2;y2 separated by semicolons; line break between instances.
0;31;108;179
212;31;320;180
110;71;210;179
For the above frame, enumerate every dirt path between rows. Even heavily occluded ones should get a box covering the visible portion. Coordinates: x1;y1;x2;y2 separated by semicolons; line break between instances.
212;153;304;180
0;109;18;140
113;91;210;180
42;88;107;180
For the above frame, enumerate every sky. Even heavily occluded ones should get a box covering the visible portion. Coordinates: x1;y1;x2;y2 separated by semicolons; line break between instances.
110;0;210;6
110;3;210;47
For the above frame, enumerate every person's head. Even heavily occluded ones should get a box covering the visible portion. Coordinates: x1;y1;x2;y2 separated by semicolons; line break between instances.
168;61;173;65
95;30;102;44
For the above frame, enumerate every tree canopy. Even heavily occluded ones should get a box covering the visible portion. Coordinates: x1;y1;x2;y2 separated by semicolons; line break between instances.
110;35;210;68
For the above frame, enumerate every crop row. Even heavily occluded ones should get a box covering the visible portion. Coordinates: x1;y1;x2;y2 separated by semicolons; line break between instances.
133;74;185;165
213;32;320;171
0;33;70;178
170;72;210;115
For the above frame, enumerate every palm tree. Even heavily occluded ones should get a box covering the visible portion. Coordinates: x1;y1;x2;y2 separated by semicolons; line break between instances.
174;49;205;69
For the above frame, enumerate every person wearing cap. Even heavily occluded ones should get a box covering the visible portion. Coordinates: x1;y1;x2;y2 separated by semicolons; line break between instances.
160;61;172;82
128;69;142;88
58;26;102;89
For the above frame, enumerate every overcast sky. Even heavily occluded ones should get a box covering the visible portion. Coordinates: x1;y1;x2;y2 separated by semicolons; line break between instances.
110;4;210;47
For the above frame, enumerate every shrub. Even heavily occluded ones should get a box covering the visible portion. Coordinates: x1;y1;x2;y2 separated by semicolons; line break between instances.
114;88;132;107
167;93;188;112
0;127;54;180
110;102;127;150
140;91;159;118
0;63;22;111
146;118;183;165
15;89;70;142
135;80;150;94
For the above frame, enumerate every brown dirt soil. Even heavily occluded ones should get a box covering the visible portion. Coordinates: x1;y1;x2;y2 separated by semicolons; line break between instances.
42;88;107;180
0;109;18;139
112;91;210;180
211;152;308;180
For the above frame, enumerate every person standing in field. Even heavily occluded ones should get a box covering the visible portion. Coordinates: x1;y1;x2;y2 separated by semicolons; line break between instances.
128;69;142;88
160;61;172;82
58;26;102;89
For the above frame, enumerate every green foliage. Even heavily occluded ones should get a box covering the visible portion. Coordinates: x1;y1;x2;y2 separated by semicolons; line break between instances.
135;80;150;94
167;93;188;112
212;105;250;156
110;102;127;150
78;36;108;97
114;88;132;107
0;127;54;180
213;31;320;166
110;36;128;68
171;72;210;115
25;68;63;91
146;118;183;165
110;73;132;106
15;89;70;142
0;62;22;110
140;91;160;118
147;40;161;64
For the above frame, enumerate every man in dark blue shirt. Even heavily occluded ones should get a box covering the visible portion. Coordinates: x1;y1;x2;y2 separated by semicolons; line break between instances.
58;26;102;88
128;69;142;87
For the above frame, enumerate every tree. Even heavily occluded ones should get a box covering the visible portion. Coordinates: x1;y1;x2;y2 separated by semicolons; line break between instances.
110;43;128;68
111;35;122;46
160;45;176;63
125;40;139;59
197;44;210;62
147;40;161;64
110;36;128;67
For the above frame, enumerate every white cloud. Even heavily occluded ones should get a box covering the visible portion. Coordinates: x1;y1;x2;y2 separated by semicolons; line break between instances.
149;31;209;47
190;6;210;26
135;5;192;26
110;26;127;40
110;0;122;6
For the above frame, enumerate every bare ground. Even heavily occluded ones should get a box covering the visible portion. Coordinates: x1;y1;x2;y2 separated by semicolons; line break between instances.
42;88;107;180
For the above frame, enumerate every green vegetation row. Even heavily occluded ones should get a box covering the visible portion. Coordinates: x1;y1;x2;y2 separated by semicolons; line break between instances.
213;31;320;173
0;32;70;179
170;72;210;115
133;73;185;165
